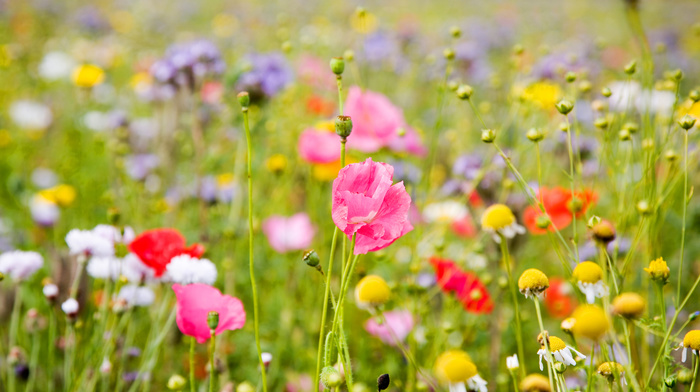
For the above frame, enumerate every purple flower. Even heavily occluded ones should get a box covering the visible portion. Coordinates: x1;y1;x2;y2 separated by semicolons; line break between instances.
125;154;159;181
237;52;293;98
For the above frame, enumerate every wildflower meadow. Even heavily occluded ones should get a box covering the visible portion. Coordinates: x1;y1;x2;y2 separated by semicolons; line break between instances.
2;0;700;391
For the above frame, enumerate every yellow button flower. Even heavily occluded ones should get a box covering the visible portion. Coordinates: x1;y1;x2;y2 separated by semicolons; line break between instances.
644;257;670;283
572;261;608;304
521;81;562;110
354;275;390;309
266;154;287;174
434;350;488;391
520;373;551;392
481;204;525;243
518;268;549;299
72;64;105;88
611;292;645;319
597;361;626;384
681;330;700;363
571;304;609;341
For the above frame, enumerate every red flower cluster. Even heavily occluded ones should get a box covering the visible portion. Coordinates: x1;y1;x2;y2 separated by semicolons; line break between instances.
542;277;577;319
128;228;204;277
523;187;597;234
430;257;493;314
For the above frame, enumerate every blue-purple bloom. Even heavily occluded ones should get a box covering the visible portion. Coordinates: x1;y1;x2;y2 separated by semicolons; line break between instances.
237;52;293;98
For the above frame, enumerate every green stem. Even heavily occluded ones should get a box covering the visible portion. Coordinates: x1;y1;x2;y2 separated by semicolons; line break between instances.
533;299;557;392
209;330;216;392
70;255;87;299
313;228;340;392
242;108;268;392
690;353;699;392
64;324;74;391
8;285;22;392
501;235;526;378
26;329;40;392
190;337;196;392
586;344;596;392
678;129;689;307
564;115;579;262
337;76;344;116
48;308;56;392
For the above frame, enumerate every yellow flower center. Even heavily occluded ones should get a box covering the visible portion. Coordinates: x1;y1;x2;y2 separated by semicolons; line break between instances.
520;374;551;392
518;269;549;291
572;261;603;283
72;64;105;88
355;275;390;306
571;304;609;340
522;81;562;110
434;350;477;383
597;362;624;377
683;330;700;350
266;154;287;173
612;292;646;319
481;204;516;231
547;336;567;352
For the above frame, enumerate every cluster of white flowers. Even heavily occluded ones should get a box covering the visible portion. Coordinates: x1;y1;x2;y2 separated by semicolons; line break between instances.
164;254;217;285
86;253;155;283
117;285;155;307
65;224;136;258
0;250;44;281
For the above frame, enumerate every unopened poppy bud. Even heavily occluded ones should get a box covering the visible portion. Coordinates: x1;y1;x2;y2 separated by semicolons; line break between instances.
579;80;592;93
671;69;683;82
335;115;353;138
443;48;455;60
321;366;343;388
678;114;696;131
378;374;390;390
594;117;609;129
207;311;219;331
690;90;700;103
678;368;694;384
555;100;574;115
303;250;320;267
624;60;637;75
449;26;461;38
343;50;355;62
592;220;616;244
237;92;250;110
602;87;612;97
481;129;496;143
664;376;677;388
535;215;551;229
526;128;544;142
565;72;577;83
456;84;473;100
330;57;345;76
619;129;631;141
636;200;651;215
167;374;187;390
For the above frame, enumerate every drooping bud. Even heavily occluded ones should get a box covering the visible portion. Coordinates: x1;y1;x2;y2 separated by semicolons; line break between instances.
526;128;544;142
207;311;219;331
456;84;473;100
678;114;696;131
624;60;637;75
601;87;612;97
443;48;455;60
303;250;320;267
167;374;187;390
377;374;390;391
555;99;574;115
565;72;577;83
237;92;250;110
335;115;353;139
330;57;345;76
481;129;496;143
592;220;616;244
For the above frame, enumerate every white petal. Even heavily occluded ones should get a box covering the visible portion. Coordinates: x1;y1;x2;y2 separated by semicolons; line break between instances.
560;348;576;366
683;347;687;363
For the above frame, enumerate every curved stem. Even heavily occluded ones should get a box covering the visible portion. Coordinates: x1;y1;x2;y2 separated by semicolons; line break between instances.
501;236;526;378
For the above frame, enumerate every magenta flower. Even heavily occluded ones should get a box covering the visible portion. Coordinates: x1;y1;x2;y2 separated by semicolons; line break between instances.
332;158;413;254
262;213;316;253
298;128;341;164
364;310;415;346
344;87;405;153
173;283;246;343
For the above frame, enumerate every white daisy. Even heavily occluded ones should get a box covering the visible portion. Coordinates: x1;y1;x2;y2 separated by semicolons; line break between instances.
65;228;114;258
537;335;585;371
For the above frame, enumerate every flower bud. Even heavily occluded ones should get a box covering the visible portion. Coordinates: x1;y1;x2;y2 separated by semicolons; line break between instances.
665;149;679;162
321;366;343;388
449;26;461;38
636;200;651;215
236;382;255;392
167;374;187;390
555;100;574;115
671;69;683;82
481;129;496;143
592;220;616;244
618;129;631;141
443;48;455;60
456;84;473;100
0;272;4;282
601;87;612;97
678;114;696;131
512;44;524;55
535;215;551;229
623;122;639;133
343;50;355;62
526;128;544;142
690;311;700;321
330;57;345;76
565;72;577;83
447;81;458;92
207;311;219;331
107;207;121;225
303;250;320;267
377;374;390;391
553;362;567;373
62;298;79;319
678;368;694;384
335;115;353;138
594;117;609;129
587;215;602;228
578;80;592;93
237;92;250;110
664;376;677;388
690;90;700;103
624;60;637;75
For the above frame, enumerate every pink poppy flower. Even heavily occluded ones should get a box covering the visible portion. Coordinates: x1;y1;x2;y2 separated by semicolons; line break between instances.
298;128;341;164
262;213;316;253
364;310;415;346
173;283;246;343
344;87;405;153
332;158;413;254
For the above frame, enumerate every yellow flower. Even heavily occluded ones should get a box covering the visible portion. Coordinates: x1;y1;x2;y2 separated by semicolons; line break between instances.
560;318;576;334
611;292;645;319
216;173;234;187
0;129;11;147
518;269;549;298
537;334;585;370
681;330;700;363
72;64;105;88
266;154;287;174
572;261;608;304
38;184;76;207
644;257;670;283
349;11;378;34
481;204;525;243
522;81;562;110
354;275;390;308
520;373;551;392
571;304;609;341
434;350;477;384
597;362;626;383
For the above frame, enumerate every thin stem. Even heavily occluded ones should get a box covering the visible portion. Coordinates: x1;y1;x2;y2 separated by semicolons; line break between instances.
48;308;56;392
336;76;344;116
501;235;526;378
678;130;689;306
690;353;699;392
70;255;86;299
209;330;216;392
190;337;196;392
26;329;41;392
242;108;268;392
8;285;22;392
533;299;557;392
564;115;579;262
586;344;596;392
64;324;74;391
313;228;340;392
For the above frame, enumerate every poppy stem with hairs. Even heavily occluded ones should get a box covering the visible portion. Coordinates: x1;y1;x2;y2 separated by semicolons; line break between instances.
314;228;340;392
239;91;268;392
209;330;216;392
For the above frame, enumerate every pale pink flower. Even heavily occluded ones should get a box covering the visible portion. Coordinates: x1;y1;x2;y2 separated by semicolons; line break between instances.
344;87;405;153
298;128;341;164
332;158;413;254
262;213;316;253
364;310;415;346
386;127;427;156
173;283;246;343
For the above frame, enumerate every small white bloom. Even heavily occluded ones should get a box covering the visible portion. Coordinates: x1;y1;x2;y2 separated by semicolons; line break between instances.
506;354;519;371
9;100;53;130
466;374;488;392
164;254;217;285
423;201;468;223
121;253;156;283
65;229;114;257
61;298;79;315
117;285;155;307
30;195;60;227
86;256;121;280
261;352;273;365
38;51;75;81
99;358;112;374
0;250;44;281
43;283;59;299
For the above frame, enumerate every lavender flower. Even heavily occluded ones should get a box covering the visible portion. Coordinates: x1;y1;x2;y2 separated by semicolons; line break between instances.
237;52;293;98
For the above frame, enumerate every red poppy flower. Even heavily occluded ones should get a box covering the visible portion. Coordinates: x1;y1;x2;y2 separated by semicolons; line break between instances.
306;95;335;117
430;257;493;314
543;277;577;318
128;229;204;277
523;187;597;235
451;217;477;238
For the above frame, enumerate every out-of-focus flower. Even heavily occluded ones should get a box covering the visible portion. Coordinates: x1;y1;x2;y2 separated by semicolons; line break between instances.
506;354;519;371
128;229;204;277
364;310;414;346
434;350;487;392
117;285;155;307
298;125;341;164
430;257;493;314
72;64;105;88
520;373;551;392
611;293;645;319
237;52;293;98
30;195;60;227
61;298;79;316
165;254;217;285
332;158;413;254
355;275;390;309
543;278;577;319
65;229;115;257
305;96;335;117
344;87;407;153
537;335;585;371
0;251;43;281
10;100;53;131
521;81;562;110
31;168;58;189
572;261;608;304
295;55;335;91
423;201;468;224
38;184;76;207
125;154;159;181
597;362;626;385
518;269;550;299
201;81;224;105
173;283;245;343
86;257;121;280
262;213;316;253
608;81;675;115
38;51;76;81
480;204;525;243
523;187;597;235
571;304;609;341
